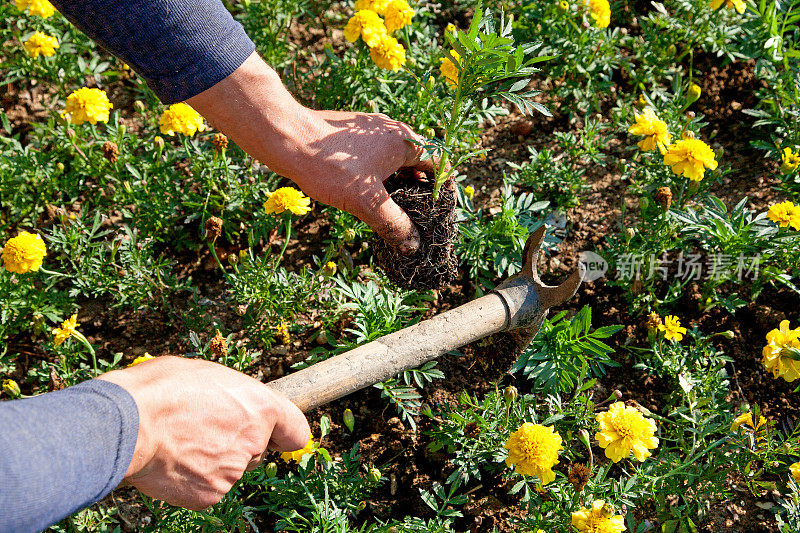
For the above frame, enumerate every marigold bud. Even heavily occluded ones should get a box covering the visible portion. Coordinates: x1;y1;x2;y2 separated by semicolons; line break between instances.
118;124;127;138
601;502;615;518
624;228;635;241
682;130;696;140
558;0;569;10
503;385;518;403
323;261;337;276
205;216;223;243
153;135;165;151
638;197;649;210
718;330;735;339
368;466;382;483
343;228;356;243
264;462;278;478
635;95;647;109
687;83;702;103
613;389;623;399
665;44;676;56
464;185;475;198
424;127;436;138
101;141;119;163
211;132;228;154
343;408;355;432
654;186;672;211
578;428;591;450
686;111;696;119
227;253;238;265
134;100;146;113
210;330;228;358
56;162;65;173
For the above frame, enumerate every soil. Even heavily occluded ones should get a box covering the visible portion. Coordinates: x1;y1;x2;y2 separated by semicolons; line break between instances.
2;8;798;533
373;168;458;290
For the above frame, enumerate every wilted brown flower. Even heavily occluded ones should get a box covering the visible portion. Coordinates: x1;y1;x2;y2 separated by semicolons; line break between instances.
464;421;480;438
568;463;591;492
654;186;672;210
212;132;228;153
101;141;119;163
645;312;662;331
205;216;223;243
210;329;227;358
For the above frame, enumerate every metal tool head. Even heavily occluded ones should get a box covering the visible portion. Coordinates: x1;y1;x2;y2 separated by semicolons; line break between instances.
492;225;585;349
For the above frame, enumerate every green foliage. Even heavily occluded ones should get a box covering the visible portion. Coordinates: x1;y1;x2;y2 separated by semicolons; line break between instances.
511;306;622;394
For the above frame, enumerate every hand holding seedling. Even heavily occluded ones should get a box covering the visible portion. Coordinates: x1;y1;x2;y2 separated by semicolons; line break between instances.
188;52;431;252
98;356;309;510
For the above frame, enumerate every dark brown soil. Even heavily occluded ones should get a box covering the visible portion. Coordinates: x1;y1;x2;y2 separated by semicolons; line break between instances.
373;168;458;290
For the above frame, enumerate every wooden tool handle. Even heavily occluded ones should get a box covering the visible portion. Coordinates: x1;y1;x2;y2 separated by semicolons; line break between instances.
266;293;509;412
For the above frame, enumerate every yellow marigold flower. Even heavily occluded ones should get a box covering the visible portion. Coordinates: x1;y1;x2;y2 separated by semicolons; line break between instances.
52;314;80;346
503;422;563;484
280;437;315;463
159;103;206;137
628;108;671;153
572;500;625;533
731;411;766;432
663;138;718;181
275;319;291;345
585;0;610;28
369;35;406;71
383;0;414;32
23;31;59;58
596;401;659;463
767;201;800;230
445;23;456;33
711;0;746;14
762;320;800;382
658;315;687;342
15;0;55;17
440;50;460;87
781;147;800;173
2;379;21;398
63;87;113;125
355;0;390;14
128;353;155;367
323;261;337;276
264;187;312;216
791;461;800;483
2;231;47;274
464;185;475;198
344;10;388;48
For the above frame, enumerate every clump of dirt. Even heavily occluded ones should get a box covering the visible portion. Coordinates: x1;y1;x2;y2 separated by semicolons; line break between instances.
374;168;458;290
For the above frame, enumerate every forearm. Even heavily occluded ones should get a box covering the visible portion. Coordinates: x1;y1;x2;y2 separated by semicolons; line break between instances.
187;53;326;184
0;380;139;532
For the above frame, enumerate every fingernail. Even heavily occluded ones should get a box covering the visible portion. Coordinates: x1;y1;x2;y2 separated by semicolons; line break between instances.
399;236;420;254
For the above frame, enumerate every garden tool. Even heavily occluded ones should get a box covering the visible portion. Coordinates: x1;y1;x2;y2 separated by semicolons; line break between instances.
267;226;585;412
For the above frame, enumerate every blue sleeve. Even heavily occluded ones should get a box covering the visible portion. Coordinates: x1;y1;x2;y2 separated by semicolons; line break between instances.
0;379;139;533
49;0;256;104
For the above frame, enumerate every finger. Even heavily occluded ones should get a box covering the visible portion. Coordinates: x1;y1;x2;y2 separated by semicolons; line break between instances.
360;188;420;253
402;129;436;175
246;450;267;471
263;389;311;452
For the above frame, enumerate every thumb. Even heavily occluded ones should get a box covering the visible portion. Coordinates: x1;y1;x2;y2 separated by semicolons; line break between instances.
264;388;311;452
361;187;420;253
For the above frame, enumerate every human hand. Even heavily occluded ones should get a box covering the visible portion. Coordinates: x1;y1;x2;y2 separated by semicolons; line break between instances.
188;52;435;252
98;356;309;510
